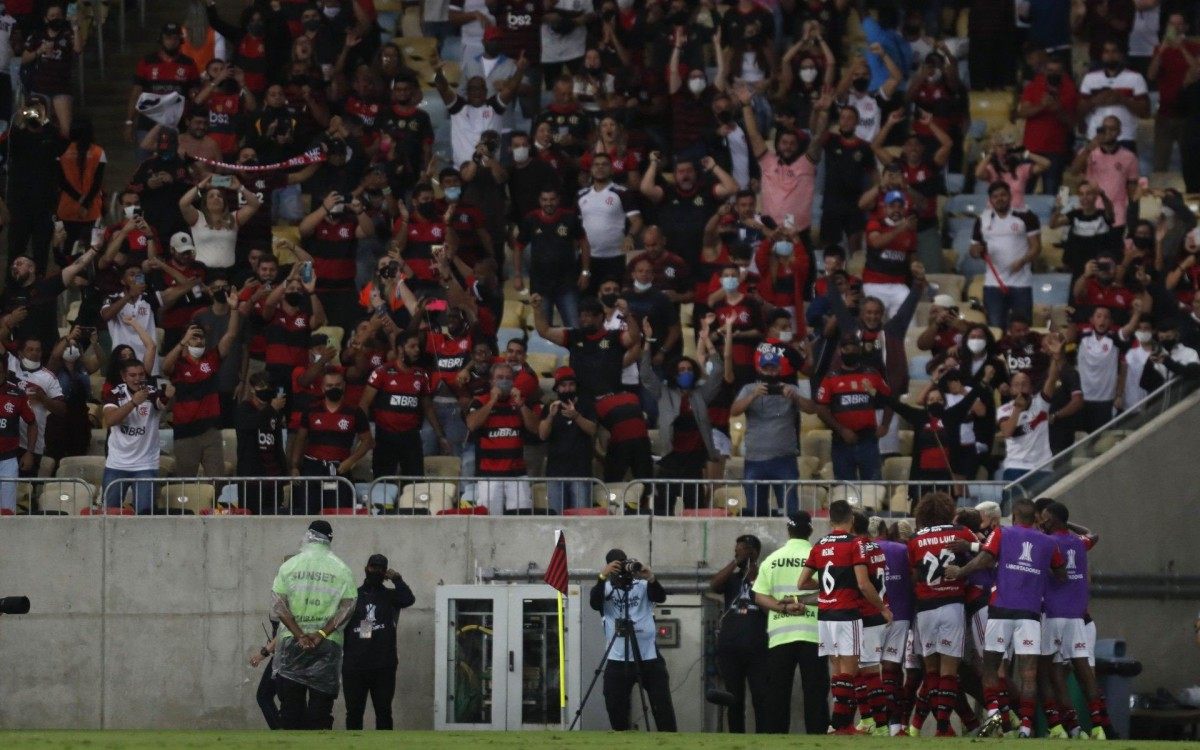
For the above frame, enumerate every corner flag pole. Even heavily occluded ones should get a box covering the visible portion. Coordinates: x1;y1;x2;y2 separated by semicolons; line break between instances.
542;529;570;727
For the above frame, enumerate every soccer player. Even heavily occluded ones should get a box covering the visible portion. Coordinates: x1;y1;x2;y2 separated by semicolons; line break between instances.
797;500;892;734
874;518;915;736
946;498;1065;738
1040;501;1112;740
851;512;889;734
906;492;977;736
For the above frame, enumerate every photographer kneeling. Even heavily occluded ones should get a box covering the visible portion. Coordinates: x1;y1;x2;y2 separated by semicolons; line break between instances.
589;549;678;732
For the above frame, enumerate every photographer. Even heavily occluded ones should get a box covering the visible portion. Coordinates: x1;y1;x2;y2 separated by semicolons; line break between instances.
342;554;416;731
538;367;597;512
589;549;677;732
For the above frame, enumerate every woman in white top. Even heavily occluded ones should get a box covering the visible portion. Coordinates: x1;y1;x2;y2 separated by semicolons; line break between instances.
178;174;261;272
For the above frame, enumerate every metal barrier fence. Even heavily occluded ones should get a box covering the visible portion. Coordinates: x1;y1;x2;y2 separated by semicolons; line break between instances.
99;476;359;516
0;478;97;515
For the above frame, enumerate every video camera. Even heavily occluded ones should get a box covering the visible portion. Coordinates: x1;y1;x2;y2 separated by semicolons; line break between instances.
0;596;30;614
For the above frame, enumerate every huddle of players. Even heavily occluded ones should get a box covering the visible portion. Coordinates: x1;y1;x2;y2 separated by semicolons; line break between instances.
795;494;1111;738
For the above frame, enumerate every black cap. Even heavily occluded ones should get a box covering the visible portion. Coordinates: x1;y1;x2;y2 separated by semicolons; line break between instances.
308;519;333;537
605;548;627;564
787;510;813;535
367;553;388;569
162;22;182;36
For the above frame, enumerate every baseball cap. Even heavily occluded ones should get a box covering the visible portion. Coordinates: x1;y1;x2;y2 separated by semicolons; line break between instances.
367;553;389;569
787;510;813;534
884;190;906;205
162;22;182;36
933;293;957;309
483;25;503;42
308;519;333;538
169;232;195;254
553;366;576;383
758;351;782;369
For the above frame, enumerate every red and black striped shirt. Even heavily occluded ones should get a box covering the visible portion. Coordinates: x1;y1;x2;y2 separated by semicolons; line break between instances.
300;404;369;463
594;391;648;444
398;214;448;285
425;331;472;395
470;397;526;477
289;364;324;430
367;364;429;434
307;217;359;291
815;369;890;434
265;308;311;370
170;350;221;438
0;387;35;460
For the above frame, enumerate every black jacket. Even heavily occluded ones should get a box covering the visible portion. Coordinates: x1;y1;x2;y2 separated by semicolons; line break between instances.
341;576;416;672
589;576;666;611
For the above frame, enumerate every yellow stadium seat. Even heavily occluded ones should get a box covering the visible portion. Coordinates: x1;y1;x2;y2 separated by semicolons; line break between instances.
926;273;965;302
316;326;345;352
526;353;558;378
424;455;462;478
396;36;438;65
801;430;832;466
898;430;914;456
500;299;527;328
712;484;747;516
969;90;1013;132
883;456;911;483
801;412;825;435
57;455;106;487
798;455;820;479
157;482;216;515
36;480;96;514
159;455;177;477
397;481;458;514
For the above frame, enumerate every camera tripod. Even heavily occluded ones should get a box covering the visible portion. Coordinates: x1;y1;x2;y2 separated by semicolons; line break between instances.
569;584;654;731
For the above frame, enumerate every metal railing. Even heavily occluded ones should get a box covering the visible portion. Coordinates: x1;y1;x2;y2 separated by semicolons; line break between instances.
0;478;97;515
1002;376;1200;499
98;476;359;516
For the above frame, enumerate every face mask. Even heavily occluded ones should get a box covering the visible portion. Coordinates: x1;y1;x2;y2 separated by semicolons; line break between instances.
1132;235;1153;250
63;345;80;363
47;18;67;33
676;370;696;389
512;145;530;162
1104;61;1121;74
365;570;385;585
841;352;861;369
1134;330;1152;343
417;202;437;219
633;280;653;292
255;388;274;401
967;338;987;354
773;240;793;257
928;402;945;417
1160;337;1177;349
600;292;619;307
20;358;39;371
247;20;264;35
284;292;304;307
187;346;206;359
444;186;462;202
852;77;870;93
322;6;341;18
211;288;228;305
556;389;576;401
799;68;818;84
777;330;794;343
123;205;141;219
720;276;739;292
585;65;603;76
687;77;707;95
324;387;344;402
495;378;513;394
302;18;321;32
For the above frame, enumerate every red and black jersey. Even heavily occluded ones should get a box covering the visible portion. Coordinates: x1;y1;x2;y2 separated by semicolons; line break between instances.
712;296;765;372
398;214;448;284
864;216;918;284
102;221;157;266
380;105;434;169
857;537;887;621
205;90;245;157
907;523;977;610
25;30;76;94
804;531;867;620
0;387;35;460
425;331;472;395
815;369;890;434
265;308;312;370
470;396;526;477
160;262;209;333
307;217;359;291
345;347;388;408
300;404;369;462
238;172;289;245
343;93;384;129
441;200;488;266
367;364;429;434
169;350;222;438
899;159;943;226
133;51;200;131
492;0;543;62
288;364;324;430
593;391;648;444
233;34;268;95
239;284;272;358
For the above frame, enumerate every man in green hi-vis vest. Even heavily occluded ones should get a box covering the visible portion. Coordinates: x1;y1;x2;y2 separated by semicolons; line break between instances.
272;519;358;730
752;510;828;734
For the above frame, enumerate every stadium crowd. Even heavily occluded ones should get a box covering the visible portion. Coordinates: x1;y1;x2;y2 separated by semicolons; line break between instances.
0;0;1198;514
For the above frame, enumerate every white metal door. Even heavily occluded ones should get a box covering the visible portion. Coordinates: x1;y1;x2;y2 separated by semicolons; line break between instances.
505;585;582;730
433;587;509;730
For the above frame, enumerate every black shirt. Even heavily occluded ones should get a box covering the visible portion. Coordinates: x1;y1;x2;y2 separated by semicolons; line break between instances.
565;327;626;403
822;135;874;199
649;182;720;270
342;576;416;671
234;400;285;476
0;275;66;350
623;288;680;358
507;158;562;222
716;566;768;651
518;208;584;293
543;406;593;477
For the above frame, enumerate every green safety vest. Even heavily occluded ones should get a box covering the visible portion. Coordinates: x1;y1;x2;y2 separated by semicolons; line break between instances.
271;542;357;645
751;538;819;648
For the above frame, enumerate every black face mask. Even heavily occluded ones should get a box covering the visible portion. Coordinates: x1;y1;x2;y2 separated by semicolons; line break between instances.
585;65;604;76
47;18;68;33
324;387;344;402
255;388;274;402
1160;338;1177;348
417;202;437;219
852;77;870;93
284;292;304;307
1132;235;1154;250
904;23;921;36
365;570;386;585
928;402;945;417
556;389;576;401
220;79;240;94
716;109;734;125
212;288;228;304
581;323;599;335
599;292;619;307
841;352;862;369
302;18;321;32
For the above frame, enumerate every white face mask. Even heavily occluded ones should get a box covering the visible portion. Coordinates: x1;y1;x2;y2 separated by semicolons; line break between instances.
1134;330;1153;343
187;346;206;359
322;6;341;18
633;280;653;292
63;345;80;363
511;145;530;162
967;338;986;354
20;357;39;371
123;205;141;219
687;77;707;95
778;330;794;343
799;68;818;84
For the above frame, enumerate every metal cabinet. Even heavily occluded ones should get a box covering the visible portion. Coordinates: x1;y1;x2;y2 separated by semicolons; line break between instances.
433;584;583;730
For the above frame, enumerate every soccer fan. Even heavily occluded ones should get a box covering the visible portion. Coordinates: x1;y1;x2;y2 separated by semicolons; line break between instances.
969;181;1041;329
465;362;541;514
290;369;374;514
946;498;1066;738
814;336;891;481
0;355;37;513
997;334;1066;484
102;359;173;513
797;500;891;735
162;319;243;477
234;371;288;514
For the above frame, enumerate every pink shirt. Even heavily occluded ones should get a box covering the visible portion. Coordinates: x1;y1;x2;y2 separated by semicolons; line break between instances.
984;162;1034;210
1086;147;1139;227
759;152;817;230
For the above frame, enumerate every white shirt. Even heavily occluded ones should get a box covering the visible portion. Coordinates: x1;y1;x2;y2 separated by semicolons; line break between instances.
1123;344;1152;408
972;208;1040;289
725;125;751;189
103;383;167;471
1079;68;1149;141
190;213;238;269
577;182;639;258
945;387;976;447
447;94;507;168
997;392;1052;471
1077;329;1124;401
8;355;62;455
541;0;587;63
1129;7;1160;58
847;91;886;142
102;291;162;375
1153;342;1200;383
448;0;492;57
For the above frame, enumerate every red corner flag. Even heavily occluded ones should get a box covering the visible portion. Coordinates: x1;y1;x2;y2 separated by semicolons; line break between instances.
543;529;568;594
